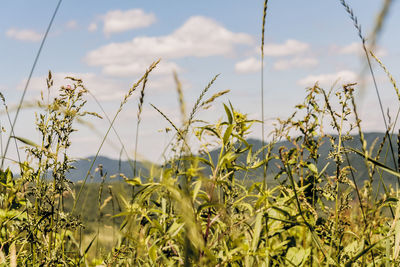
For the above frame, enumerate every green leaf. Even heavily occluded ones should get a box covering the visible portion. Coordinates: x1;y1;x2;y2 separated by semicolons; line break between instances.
223;103;233;124
79;233;97;265
344;238;387;267
11;136;39;148
84;234;97;255
124;177;142;186
250;159;268;170
307;163;318;174
223;124;234;145
202;126;221;138
246;146;253;164
350;148;400;178
286;247;310;266
192;180;202;202
167;221;184;237
392;200;400;260
149;244;157;263
196;157;214;168
251;212;263;252
197;202;221;213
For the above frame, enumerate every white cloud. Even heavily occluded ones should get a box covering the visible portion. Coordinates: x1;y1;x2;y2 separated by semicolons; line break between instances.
85;16;253;77
336;42;387;57
6;28;42;42
146;73;191;92
263;39;309;57
235;57;263;74
273;57;318;71
337;42;360;54
102;9;156;36
17;71;182;101
17;72;128;101
103;60;182;77
297;70;357;87
66;20;78;29
88;23;98;32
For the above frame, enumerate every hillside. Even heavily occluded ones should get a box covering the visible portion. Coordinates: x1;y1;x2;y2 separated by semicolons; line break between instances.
206;132;399;189
67;155;150;182
69;132;399;189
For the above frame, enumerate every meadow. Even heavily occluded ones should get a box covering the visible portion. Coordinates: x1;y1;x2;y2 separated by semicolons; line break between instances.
1;0;400;266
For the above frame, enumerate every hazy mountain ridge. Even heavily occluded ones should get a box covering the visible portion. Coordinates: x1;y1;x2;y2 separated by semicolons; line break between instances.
207;132;399;187
67;155;150;182
68;132;399;186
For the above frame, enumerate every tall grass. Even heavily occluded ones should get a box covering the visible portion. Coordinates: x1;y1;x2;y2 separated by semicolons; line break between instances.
1;1;400;266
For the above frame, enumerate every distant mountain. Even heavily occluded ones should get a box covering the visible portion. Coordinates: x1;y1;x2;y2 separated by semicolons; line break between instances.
67;155;151;183
67;133;399;188
205;132;399;188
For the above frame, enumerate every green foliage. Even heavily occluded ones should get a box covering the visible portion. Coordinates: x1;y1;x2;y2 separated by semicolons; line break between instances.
0;70;400;266
0;1;400;266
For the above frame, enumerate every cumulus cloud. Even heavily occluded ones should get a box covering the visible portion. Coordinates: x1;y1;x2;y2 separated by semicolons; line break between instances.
273;57;318;71
235;57;263;74
263;39;309;57
85;16;253;77
17;71;182;101
102;9;156;36
88;23;98;32
297;70;357;87
66;20;78;29
335;42;387;57
17;72;128;101
6;28;42;42
337;42;360;54
103;60;182;77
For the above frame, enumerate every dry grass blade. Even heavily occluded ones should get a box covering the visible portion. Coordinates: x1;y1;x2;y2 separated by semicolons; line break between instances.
121;60;160;109
175;73;220;173
261;0;268;56
370;0;393;48
339;0;397;173
339;0;364;43
134;74;149;177
137;75;148;123
187;74;220;128
201;89;230;109
369;50;400;140
174;71;186;125
369;51;399;100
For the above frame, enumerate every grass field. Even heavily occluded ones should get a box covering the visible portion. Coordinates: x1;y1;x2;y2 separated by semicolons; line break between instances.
1;0;400;266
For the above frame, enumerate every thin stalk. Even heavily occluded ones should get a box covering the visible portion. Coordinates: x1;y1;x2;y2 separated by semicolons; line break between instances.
0;94;22;173
261;0;269;189
88;91;135;176
322;89;368;223
2;0;63;167
72;59;160;213
339;0;397;176
134;75;148;178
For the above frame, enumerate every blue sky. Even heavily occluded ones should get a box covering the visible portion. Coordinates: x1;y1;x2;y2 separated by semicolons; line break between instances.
1;0;399;163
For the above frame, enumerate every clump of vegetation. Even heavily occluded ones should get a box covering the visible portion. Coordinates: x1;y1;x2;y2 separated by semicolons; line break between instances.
0;73;100;265
1;0;400;266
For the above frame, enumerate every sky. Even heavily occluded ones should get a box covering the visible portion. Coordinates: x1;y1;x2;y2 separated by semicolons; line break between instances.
1;0;400;164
